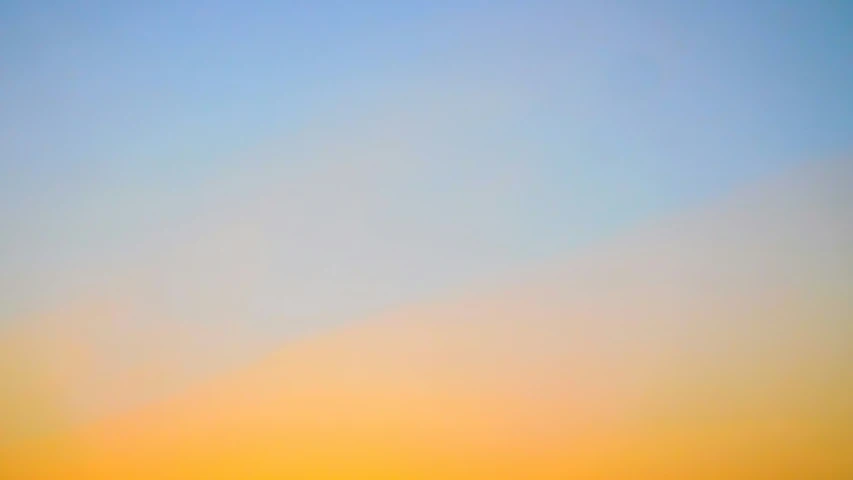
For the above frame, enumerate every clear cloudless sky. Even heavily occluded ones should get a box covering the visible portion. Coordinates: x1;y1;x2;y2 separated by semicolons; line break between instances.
1;1;852;335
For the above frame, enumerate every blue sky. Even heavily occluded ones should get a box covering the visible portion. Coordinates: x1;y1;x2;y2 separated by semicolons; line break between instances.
1;1;851;330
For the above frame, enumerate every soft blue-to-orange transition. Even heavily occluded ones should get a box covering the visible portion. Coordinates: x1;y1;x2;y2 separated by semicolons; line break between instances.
1;1;852;479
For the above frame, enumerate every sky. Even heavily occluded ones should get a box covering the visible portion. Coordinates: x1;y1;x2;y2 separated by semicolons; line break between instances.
1;3;853;470
1;0;852;332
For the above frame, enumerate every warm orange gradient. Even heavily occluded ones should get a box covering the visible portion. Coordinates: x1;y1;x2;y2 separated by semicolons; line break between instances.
2;160;851;479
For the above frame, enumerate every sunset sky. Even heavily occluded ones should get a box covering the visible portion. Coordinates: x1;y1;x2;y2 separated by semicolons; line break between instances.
1;2;852;477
